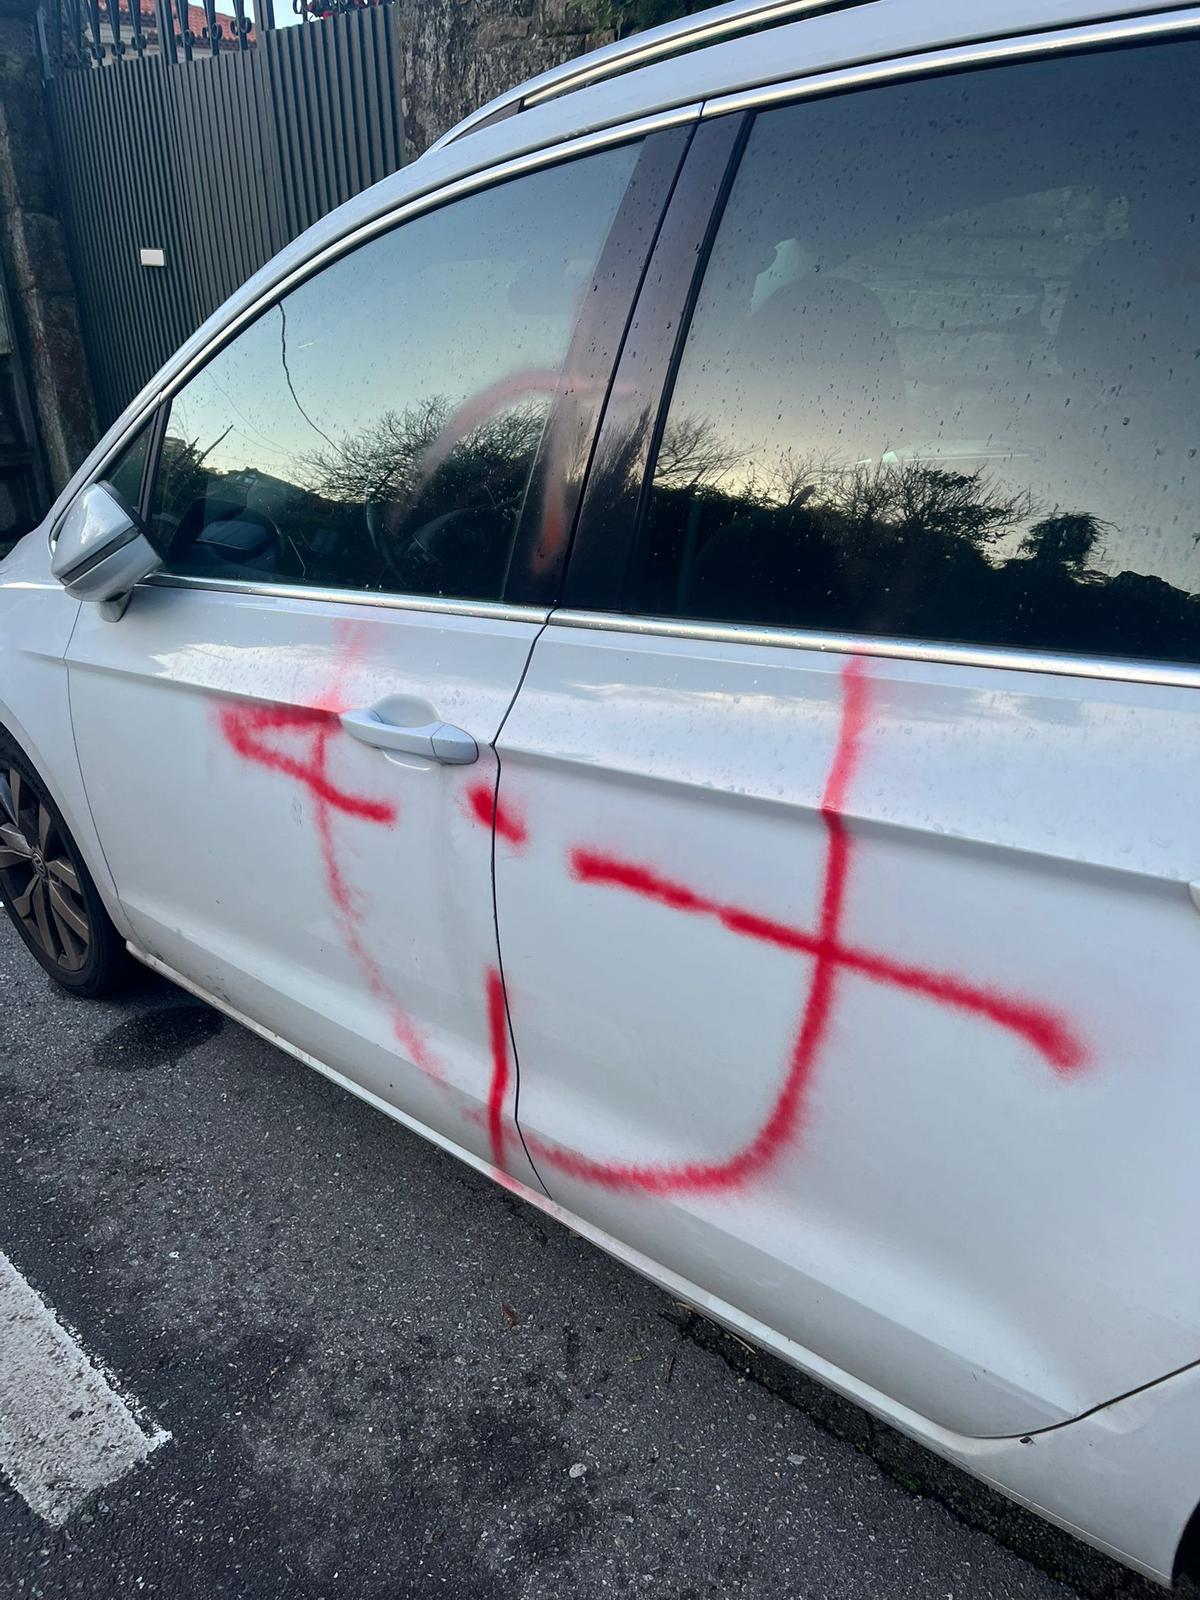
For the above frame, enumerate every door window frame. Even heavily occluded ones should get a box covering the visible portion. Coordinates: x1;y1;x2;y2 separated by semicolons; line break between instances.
559;19;1200;691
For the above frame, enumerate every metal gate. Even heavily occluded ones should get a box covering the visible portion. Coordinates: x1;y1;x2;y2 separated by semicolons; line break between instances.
47;1;408;427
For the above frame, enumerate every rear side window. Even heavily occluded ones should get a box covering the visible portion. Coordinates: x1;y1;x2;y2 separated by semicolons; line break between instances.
148;142;641;600
632;43;1200;665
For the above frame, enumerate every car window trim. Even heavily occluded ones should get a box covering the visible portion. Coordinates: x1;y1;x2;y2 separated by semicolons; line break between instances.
136;404;168;522
144;571;551;625
561;17;1200;683
547;608;1200;692
701;5;1200;120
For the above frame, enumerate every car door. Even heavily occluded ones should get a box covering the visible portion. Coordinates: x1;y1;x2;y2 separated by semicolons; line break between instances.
65;129;686;1179
493;39;1200;1435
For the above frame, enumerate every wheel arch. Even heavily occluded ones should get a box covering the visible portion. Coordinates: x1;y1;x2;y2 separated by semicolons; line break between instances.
1175;1499;1200;1589
0;710;134;943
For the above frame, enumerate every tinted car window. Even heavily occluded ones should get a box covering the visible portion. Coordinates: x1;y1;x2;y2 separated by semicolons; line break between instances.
149;143;640;600
103;423;153;515
633;44;1200;664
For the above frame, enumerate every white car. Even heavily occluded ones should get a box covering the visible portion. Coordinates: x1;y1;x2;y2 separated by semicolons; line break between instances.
2;0;1198;1583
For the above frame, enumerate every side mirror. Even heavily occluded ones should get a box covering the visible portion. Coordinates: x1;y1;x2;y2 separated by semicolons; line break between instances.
50;482;162;618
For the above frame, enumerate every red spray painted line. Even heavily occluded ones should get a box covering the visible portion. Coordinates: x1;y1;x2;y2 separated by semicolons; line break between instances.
569;850;1085;1074
464;781;528;849
215;647;440;1080
418;368;562;479
217;701;397;824
521;660;871;1196
303;716;440;1074
417;366;635;577
523;658;1087;1196
485;967;511;1172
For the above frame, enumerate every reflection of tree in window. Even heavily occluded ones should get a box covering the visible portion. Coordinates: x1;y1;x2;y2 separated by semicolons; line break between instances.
640;429;1199;659
301;396;549;596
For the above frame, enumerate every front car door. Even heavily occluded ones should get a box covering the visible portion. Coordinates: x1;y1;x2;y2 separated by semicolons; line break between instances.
65;128;686;1176
493;36;1200;1434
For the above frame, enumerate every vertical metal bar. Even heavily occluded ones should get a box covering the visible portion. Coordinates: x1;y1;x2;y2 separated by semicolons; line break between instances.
127;0;147;56
255;28;289;251
84;0;105;60
228;43;275;266
194;60;237;307
230;0;250;50
103;0;124;56
153;0;177;62
172;0;192;61
199;0;221;55
317;12;345;209
254;0;274;32
379;3;403;173
347;9;370;192
359;7;385;179
278;24;319;233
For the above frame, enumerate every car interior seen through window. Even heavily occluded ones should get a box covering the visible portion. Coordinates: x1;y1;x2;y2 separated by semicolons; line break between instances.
634;43;1200;664
146;143;641;601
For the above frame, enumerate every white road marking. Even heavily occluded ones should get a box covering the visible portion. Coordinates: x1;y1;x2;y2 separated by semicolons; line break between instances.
0;1250;169;1525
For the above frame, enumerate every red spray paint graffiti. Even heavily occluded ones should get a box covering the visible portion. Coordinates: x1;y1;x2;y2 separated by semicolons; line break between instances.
565;851;1082;1074
487;658;1088;1192
216;701;396;826
485;967;512;1172
217;645;1088;1192
464;780;528;849
214;623;440;1077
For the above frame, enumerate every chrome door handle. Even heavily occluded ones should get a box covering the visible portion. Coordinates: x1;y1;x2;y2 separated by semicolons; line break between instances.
340;707;479;765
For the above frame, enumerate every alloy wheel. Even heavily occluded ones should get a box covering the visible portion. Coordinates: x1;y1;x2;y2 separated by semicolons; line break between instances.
0;763;91;974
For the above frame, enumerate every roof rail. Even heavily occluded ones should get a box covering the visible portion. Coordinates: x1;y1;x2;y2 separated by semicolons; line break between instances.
432;0;867;149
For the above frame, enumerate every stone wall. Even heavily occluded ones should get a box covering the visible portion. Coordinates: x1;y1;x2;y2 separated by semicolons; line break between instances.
397;0;617;156
0;0;96;496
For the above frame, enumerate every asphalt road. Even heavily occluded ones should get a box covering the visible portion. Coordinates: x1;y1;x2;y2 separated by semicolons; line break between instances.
0;915;1161;1600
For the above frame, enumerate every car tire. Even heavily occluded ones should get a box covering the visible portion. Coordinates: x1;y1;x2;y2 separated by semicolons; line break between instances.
0;737;132;998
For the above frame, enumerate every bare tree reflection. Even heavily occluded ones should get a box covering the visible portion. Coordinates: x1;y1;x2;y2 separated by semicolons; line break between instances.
153;393;550;597
637;416;1199;660
1018;511;1108;576
655;415;747;496
301;396;547;591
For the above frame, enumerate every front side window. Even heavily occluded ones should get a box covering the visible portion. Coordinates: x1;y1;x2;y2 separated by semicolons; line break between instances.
633;43;1200;664
103;423;153;516
148;142;641;600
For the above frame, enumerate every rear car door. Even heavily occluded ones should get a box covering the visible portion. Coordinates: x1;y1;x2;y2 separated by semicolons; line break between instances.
65;130;685;1176
493;38;1200;1434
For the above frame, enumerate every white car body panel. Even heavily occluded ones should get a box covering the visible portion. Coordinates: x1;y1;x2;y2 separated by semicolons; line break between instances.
65;581;545;1186
494;625;1200;1437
